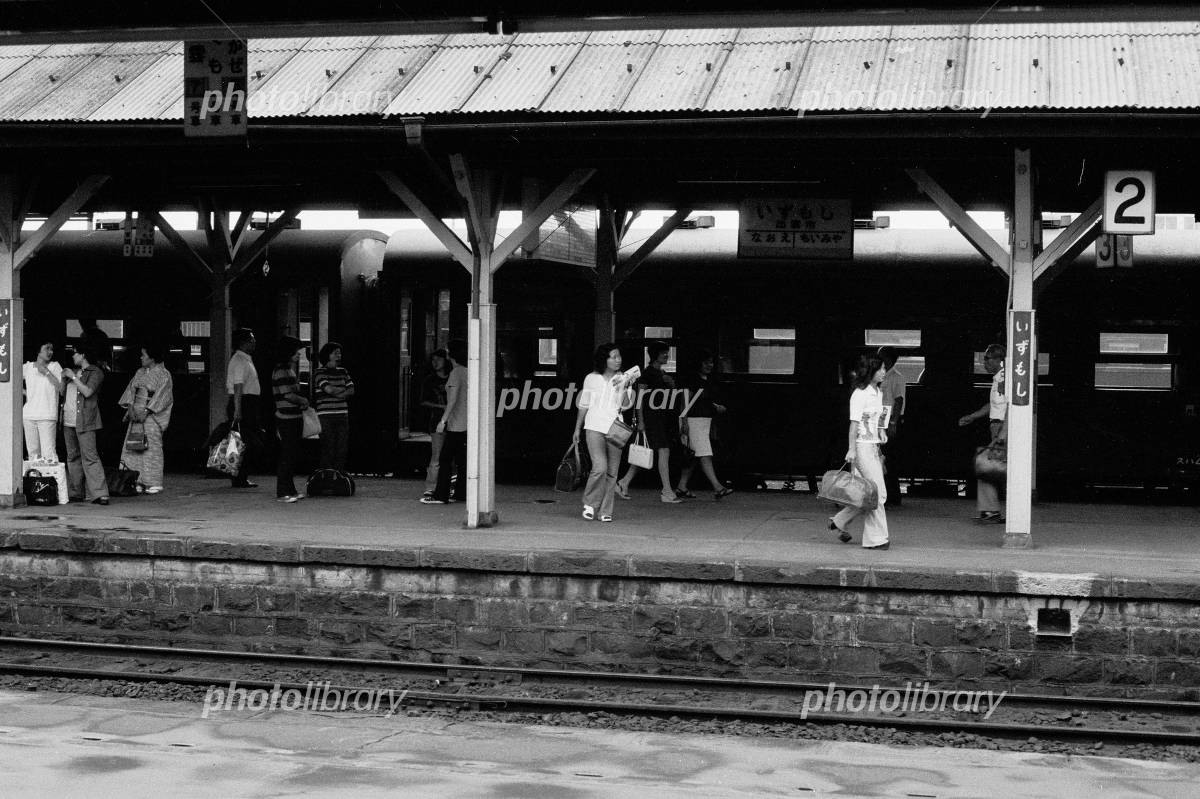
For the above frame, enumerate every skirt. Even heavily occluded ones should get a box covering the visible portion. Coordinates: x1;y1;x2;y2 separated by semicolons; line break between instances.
686;417;713;457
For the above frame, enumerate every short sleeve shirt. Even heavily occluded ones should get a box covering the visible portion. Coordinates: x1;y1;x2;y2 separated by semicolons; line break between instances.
579;372;631;434
22;361;62;421
849;385;884;444
444;365;469;433
989;366;1008;421
226;350;260;396
880;366;907;418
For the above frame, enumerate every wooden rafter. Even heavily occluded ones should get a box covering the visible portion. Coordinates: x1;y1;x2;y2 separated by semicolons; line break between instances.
491;168;595;270
231;207;301;278
1033;196;1103;283
14;174;108;270
612;206;692;288
147;210;216;283
906;167;1010;278
377;169;472;272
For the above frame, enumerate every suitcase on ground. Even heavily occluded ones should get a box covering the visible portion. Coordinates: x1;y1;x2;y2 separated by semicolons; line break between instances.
23;469;60;506
306;468;356;497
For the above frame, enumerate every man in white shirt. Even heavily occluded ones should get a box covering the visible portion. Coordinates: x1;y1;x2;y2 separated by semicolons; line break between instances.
225;328;261;488
958;344;1007;523
22;341;64;460
877;347;907;508
422;339;468;504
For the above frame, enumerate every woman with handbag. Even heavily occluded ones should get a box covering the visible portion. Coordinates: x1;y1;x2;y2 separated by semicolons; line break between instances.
118;343;174;494
829;353;890;549
572;343;634;523
271;336;309;504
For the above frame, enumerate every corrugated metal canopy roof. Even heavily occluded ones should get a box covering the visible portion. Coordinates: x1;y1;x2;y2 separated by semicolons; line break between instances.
1;22;1198;122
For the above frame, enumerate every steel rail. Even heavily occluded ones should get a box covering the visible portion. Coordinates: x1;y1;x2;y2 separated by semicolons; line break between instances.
2;659;1199;747
1;636;1197;714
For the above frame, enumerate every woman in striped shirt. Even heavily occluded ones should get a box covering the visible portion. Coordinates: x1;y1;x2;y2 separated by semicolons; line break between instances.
314;341;355;471
271;336;309;503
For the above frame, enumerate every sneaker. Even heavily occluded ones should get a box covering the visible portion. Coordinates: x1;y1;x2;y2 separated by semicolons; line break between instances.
420;496;447;505
145;486;163;495
976;511;1004;524
277;495;301;504
599;515;613;523
422;490;434;500
660;492;682;504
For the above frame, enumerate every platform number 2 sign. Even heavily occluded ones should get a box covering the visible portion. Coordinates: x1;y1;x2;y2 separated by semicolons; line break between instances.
1103;170;1155;235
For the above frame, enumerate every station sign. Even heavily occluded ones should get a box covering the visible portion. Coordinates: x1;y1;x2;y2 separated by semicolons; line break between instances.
1103;170;1155;235
122;212;155;258
0;300;9;382
184;39;248;137
1095;234;1133;269
1007;310;1034;407
738;199;853;260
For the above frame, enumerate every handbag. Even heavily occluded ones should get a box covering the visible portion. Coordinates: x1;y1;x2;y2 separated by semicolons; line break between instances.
302;408;322;439
306;468;356;497
628;432;654;469
974;442;1007;481
678;416;691;450
207;424;245;476
817;462;879;511
605;418;634;449
22;469;59;507
555;442;586;492
124;420;149;452
105;461;140;497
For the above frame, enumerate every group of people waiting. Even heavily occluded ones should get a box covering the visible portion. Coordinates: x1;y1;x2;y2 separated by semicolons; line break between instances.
22;334;174;505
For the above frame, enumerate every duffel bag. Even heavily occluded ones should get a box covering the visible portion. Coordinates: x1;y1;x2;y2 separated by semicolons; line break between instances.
306;468;356;497
817;462;879;511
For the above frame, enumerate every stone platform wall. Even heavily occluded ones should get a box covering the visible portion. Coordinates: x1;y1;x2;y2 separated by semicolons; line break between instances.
1;532;1199;696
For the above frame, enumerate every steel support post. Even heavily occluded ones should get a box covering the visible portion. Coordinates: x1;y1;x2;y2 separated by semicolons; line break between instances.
1004;149;1036;548
467;253;498;529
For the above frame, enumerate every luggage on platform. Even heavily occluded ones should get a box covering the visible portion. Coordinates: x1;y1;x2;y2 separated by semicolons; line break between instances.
305;468;356;497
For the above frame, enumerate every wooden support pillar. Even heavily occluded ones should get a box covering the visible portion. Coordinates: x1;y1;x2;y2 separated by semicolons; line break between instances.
209;276;232;432
0;174;107;506
595;202;617;345
1004;148;1036;548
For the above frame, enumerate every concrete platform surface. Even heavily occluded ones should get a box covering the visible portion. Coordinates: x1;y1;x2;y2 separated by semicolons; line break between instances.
2;689;1198;798
2;476;1199;595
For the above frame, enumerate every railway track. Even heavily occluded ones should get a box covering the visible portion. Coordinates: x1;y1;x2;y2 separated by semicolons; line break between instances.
1;636;1198;753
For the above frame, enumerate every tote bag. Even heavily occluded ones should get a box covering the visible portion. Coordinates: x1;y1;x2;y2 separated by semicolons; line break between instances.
302;408;322;439
628;432;654;469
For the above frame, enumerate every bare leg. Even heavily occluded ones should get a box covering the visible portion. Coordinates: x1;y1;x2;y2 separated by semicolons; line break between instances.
699;456;723;491
655;448;672;493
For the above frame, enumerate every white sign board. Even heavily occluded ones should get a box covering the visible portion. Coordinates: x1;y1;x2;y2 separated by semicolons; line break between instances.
1103;170;1155;235
738;199;853;260
184;39;248;137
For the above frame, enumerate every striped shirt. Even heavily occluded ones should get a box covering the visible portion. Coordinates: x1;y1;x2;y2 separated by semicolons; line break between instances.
314;366;354;415
271;367;303;420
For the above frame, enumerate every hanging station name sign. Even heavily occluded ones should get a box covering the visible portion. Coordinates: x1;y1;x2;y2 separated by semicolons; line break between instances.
184;39;248;137
738;199;853;259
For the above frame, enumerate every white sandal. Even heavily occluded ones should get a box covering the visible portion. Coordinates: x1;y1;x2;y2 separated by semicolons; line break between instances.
600;515;613;523
582;505;595;520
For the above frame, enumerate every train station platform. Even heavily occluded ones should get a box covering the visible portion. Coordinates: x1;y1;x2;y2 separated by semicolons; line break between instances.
2;475;1199;696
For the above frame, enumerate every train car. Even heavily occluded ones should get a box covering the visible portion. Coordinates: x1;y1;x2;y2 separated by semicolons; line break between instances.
21;227;387;472
383;223;1200;499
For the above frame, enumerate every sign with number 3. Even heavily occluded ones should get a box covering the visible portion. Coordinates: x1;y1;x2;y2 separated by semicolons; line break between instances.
1104;170;1155;235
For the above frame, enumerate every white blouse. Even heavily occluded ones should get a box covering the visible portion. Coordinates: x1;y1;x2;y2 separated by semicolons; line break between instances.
849;385;884;444
579;372;632;434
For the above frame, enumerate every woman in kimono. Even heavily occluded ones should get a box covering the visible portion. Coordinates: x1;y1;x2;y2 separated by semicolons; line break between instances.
119;342;174;494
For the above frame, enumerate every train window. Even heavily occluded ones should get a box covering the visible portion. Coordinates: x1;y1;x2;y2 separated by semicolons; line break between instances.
66;319;124;338
537;337;558;377
1099;332;1169;355
1094;363;1174;390
189;344;203;357
865;329;921;348
181;321;210;337
642;327;677;372
187;361;205;374
894;356;925;385
748;328;795;375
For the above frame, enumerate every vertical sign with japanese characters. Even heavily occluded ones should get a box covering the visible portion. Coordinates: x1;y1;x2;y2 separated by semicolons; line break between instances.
738;199;853;260
0;301;10;383
1008;310;1034;407
184;39;248;137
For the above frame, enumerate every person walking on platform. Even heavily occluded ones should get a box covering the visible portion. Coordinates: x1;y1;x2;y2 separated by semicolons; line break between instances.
271;336;309;503
958;344;1007;524
226;328;261;489
574;343;635;522
422;339;469;505
118;343;174;494
877;346;907;508
313;341;355;471
676;351;734;501
419;348;449;500
22;340;64;460
615;341;681;504
61;343;109;505
829;353;890;549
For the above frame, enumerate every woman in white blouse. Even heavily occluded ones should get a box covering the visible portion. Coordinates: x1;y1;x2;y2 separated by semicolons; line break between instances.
830;353;890;549
573;343;634;523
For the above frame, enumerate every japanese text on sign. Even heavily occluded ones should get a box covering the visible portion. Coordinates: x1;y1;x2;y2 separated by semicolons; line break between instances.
738;199;853;260
0;301;10;383
1008;310;1034;407
184;39;248;137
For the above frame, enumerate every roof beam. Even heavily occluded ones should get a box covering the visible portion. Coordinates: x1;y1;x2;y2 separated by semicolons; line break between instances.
14;174;108;270
613;206;692;288
906;167;1009;278
1033;196;1103;283
377;169;472;272
492;168;595;271
147;210;217;283
231;207;301;279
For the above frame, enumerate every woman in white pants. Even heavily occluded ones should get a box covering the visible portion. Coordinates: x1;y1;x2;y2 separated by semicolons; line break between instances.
830;354;890;550
22;341;64;460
